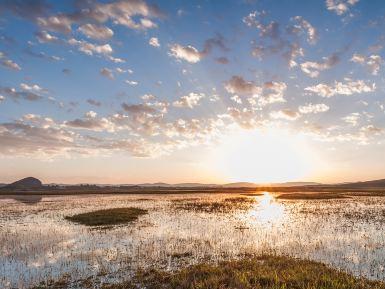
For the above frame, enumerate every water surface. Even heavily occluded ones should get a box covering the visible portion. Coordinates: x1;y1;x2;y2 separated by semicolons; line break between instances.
1;192;384;288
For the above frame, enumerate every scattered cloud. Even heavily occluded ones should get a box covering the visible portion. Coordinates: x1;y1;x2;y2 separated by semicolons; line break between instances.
290;16;318;44
342;112;360;126
149;37;160;47
100;67;114;79
169;35;227;63
0;52;21;71
270;109;300;120
68;38;113;56
305;79;375;97
78;24;114;40
87;99;101;107
65;111;115;132
351;54;382;75
300;53;340;78
169;44;202;63
173;93;205;108
224;76;287;106
224;76;262;96
125;80;138;86
1;86;44;102
35;30;59;43
326;0;359;15
299;103;330;114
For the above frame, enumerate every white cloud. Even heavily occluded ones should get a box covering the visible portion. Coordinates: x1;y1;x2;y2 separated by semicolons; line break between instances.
224;76;286;106
0;52;21;71
68;38;113;56
20;83;44;92
230;95;242;104
107;55;125;63
173;93;205;108
149;37;160;47
125;80;138;86
116;68;133;74
299;103;330;114
351;54;382;75
342;112;360;126
169;44;202;63
35;31;59;43
224;76;262;96
300;53;339;78
37;15;73;33
291;16;318;44
65;111;116;132
326;0;359;15
78;24;114;40
35;0;161;34
258;81;287;106
305;79;375;97
270;109;300;120
141;94;156;101
100;68;114;79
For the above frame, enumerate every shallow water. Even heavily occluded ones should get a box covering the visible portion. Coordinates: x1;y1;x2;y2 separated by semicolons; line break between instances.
1;192;385;288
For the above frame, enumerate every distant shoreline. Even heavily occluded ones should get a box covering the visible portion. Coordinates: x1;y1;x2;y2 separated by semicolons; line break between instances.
1;185;384;195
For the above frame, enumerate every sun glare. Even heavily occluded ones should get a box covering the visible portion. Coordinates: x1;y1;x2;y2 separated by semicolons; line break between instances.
211;128;317;183
248;192;285;225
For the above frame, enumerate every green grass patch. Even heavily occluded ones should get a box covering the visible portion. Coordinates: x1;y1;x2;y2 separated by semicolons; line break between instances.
102;255;385;289
65;207;147;226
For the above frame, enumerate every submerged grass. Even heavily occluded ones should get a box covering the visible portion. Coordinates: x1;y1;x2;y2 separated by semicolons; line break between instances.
276;193;349;200
172;197;256;213
65;207;147;226
98;255;385;289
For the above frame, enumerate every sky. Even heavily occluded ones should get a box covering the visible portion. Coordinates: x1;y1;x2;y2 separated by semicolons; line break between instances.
0;0;385;185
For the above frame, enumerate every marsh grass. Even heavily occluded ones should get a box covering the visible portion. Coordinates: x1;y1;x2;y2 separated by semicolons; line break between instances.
98;255;385;289
276;193;349;200
240;193;264;197
65;207;147;226
346;192;385;197
172;197;256;213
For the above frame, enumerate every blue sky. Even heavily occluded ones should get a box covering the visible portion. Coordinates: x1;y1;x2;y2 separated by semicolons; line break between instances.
0;0;385;184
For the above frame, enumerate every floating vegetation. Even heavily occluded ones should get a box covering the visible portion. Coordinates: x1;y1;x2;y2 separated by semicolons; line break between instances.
65;207;147;226
276;192;349;200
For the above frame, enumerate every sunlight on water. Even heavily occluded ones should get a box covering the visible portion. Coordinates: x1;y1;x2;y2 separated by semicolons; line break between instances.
247;192;285;225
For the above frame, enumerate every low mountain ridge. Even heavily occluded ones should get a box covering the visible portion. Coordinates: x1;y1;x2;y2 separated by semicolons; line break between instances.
5;177;43;189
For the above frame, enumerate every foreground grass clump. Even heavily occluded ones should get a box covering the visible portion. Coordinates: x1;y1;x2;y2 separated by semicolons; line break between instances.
102;255;385;289
277;193;349;200
65;207;147;226
172;197;256;213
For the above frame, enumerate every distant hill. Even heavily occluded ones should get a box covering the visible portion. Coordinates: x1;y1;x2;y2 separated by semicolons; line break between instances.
222;182;258;188
273;182;321;187
335;179;385;188
5;177;43;189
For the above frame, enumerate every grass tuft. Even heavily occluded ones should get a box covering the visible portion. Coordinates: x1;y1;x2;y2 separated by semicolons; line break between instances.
101;255;385;289
172;197;256;213
65;207;147;226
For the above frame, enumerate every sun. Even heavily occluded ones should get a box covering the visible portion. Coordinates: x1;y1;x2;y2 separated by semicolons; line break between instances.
210;128;318;183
